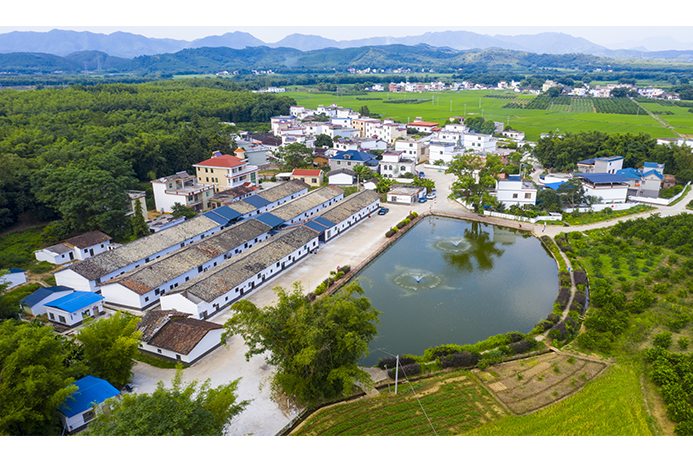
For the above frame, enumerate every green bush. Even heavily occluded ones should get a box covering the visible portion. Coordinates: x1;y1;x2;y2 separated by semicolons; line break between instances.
652;331;673;349
385;228;398;238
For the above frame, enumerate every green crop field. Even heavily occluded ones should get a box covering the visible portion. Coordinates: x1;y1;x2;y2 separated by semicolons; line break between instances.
288;90;689;141
467;361;654;436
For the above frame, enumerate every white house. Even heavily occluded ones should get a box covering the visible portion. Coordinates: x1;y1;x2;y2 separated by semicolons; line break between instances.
395;139;428;163
59;376;120;435
34;231;112;265
20;285;74;317
428;141;459;164
44;291;105;327
615;162;665;198
55;214;229;292
495;175;537;207
379;151;417;178
137;311;224;365
160;227;320;320
576;156;624;174
327;168;356;186
98;219;272;311
1;268;26;290
574;173;630;204
502;130;525;141
151;171;215;213
261;185;345;226
387;185;426;205
301;190;381;243
464;132;496;151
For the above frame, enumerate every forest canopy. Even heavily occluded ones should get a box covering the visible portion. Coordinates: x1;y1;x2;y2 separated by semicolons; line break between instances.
0;81;295;238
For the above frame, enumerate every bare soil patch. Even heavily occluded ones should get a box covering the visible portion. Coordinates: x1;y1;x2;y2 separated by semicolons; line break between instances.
473;352;609;415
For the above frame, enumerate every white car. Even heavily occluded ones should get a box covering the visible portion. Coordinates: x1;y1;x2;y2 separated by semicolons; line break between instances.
426;192;437;199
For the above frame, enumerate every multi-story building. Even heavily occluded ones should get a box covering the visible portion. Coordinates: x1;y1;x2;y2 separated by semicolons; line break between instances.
379;151;417;178
194;153;259;192
151;172;214;213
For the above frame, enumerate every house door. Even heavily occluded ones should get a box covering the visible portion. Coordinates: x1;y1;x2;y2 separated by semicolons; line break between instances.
69;252;74;260
89;249;94;257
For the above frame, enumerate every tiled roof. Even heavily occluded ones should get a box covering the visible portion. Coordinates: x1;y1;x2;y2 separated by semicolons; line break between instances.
145;316;223;355
313;190;381;225
256;179;308;203
168;226;320;303
194;155;245;169
291;169;323;177
63;215;223;281
267;186;344;222
64;231;111;249
327;168;355;177
101;219;272;295
43;243;74;255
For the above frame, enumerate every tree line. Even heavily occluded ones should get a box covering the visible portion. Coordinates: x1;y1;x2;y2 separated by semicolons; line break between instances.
0;81;296;240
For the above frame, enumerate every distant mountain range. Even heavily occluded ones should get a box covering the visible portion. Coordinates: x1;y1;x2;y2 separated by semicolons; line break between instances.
1;29;692;60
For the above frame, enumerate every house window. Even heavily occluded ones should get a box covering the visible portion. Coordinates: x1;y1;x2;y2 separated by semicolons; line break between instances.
145;297;149;302
49;313;55;320
59;315;66;324
512;193;518;199
312;178;317;183
525;193;532;199
157;348;162;354
83;409;96;423
155;288;160;295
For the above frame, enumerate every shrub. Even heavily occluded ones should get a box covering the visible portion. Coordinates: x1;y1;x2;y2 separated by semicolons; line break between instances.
385;228;398;238
505;331;525;343
428;346;460;359
678;337;690;351
508;339;536;354
559;271;571;288
387;362;422;379
439;351;480;368
573;271;588;287
314;283;327;295
652;331;673;349
305;292;316;302
340;265;351;274
547;312;561;324
377;356;416;370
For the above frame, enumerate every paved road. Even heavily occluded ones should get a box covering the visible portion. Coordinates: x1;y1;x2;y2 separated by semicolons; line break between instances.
129;166;693;435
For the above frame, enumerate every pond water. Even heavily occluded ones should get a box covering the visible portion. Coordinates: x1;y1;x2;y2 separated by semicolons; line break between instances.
356;215;558;366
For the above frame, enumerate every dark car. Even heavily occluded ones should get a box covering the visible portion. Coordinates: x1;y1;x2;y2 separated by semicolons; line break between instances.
378;208;389;215
418;196;427;203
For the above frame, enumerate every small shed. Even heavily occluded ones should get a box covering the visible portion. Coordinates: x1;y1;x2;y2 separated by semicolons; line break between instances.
1;268;26;291
20;285;74;316
44;291;105;327
59;375;120;434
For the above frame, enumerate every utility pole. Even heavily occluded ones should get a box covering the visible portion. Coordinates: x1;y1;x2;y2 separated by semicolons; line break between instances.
394;355;399;395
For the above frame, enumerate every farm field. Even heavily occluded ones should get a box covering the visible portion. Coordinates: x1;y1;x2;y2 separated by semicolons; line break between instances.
287;90;684;141
467;360;655;436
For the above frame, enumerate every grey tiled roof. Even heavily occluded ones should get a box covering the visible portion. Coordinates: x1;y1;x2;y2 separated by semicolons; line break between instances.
64;215;223;281
268;185;344;221
256;179;308;203
101;219;272;295
138;310;222;354
169;226;319;303
314;190;381;224
64;231;111;249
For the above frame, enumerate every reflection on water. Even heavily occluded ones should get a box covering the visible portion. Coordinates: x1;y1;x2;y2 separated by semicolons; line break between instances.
357;216;557;366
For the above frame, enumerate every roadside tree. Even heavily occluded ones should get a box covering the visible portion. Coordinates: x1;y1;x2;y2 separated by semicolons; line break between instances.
76;312;142;390
84;368;248;436
448;154;502;213
222;282;380;407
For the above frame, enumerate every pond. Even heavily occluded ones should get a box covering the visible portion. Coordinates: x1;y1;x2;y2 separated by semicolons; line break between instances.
356;215;558;366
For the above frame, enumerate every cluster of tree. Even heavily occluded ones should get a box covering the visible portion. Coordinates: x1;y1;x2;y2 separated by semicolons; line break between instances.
533;131;693;177
464;116;496;134
610;213;693;252
0;81;296;238
448;154;502;213
0;312;140;435
223;282;380;407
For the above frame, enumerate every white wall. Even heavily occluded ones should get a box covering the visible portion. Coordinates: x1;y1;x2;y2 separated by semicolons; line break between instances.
46;300;104;327
35;249;73;265
323;201;379;242
140;329;222;365
24;289;74;316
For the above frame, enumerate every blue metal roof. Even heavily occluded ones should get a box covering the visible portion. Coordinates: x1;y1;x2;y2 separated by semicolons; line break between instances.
202;210;228;225
543;182;565;190
8;268;24;274
313;216;336;228
331;150;378;162
21;286;73;307
643;162;660;169
507;175;521;182
255;213;285;228
59;376;120;418
207;206;242;222
303;221;330;233
574;173;628;184
45;292;104;313
616;168;641;180
242;195;272;208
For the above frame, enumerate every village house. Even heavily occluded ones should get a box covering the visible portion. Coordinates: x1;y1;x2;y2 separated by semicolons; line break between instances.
253;185;345;228
494;175;537;207
59;376;120;434
126;191;147;222
576;156;624;174
290;168;325;186
394;139;428;163
20;285;74;317
151;171;214;214
55;213;233;292
137;310;224;365
44;291;105;327
299;190;381;243
615;162;665;198
379;151;417;178
98;219;273;311
194;153;259;192
34;231;112;265
160;226;321;320
327;168;356;186
329;150;380;172
387;185;426;204
407;118;439;134
1;268;26;291
574;173;630;204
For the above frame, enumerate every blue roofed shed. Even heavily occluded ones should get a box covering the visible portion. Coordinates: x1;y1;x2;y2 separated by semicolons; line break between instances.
255;213;285;229
59;375;120;434
242;195;272;209
20;285;74;316
44;291;105;327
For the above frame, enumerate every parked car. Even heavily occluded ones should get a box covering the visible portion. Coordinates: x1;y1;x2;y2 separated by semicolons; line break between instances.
427;192;436;199
418;196;427;203
418;171;425;177
378;208;389;215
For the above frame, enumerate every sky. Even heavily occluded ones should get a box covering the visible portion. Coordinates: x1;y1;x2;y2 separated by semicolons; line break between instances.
2;1;693;50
